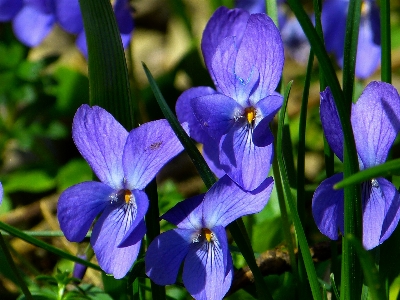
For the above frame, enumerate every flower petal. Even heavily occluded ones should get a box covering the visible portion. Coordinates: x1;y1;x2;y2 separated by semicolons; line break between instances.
176;86;217;144
145;228;193;285
191;93;241;141
118;189;149;246
201;7;250;82
355;13;380;79
114;0;134;36
220;125;274;190
202;175;274;228
91;202;144;279
362;180;386;250
235;13;284;102
203;137;226;178
321;0;347;59
320;87;344;161
236;0;265;14
76;31;88;57
0;0;23;21
162;194;204;229
351;81;400;169
0;182;3;205
312;173;344;240
379;178;400;245
55;0;83;34
123;119;184;190
72;105;128;189
183;225;231;300
57;181;112;242
211;36;260;106
12;4;54;47
252;93;283;147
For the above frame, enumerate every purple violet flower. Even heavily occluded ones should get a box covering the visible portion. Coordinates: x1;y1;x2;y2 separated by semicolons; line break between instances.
321;0;381;79
312;81;400;250
0;182;3;205
145;175;274;299
57;105;184;279
235;0;310;64
72;254;88;280
176;7;284;191
0;0;134;58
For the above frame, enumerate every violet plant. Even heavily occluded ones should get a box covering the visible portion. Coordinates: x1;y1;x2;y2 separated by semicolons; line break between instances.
57;104;185;279
146;175;274;299
313;81;400;250
176;7;284;191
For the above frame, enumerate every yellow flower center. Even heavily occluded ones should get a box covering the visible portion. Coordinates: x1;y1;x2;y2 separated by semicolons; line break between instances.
124;190;132;204
244;107;256;124
202;228;212;242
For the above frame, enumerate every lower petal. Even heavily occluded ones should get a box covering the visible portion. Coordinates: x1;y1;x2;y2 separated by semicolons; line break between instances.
312;173;344;240
91;202;144;279
183;226;231;300
57;181;112;242
380;178;400;244
220;126;274;191
145;228;193;285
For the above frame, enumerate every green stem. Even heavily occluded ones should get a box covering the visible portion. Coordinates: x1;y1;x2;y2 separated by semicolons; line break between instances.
266;0;278;26
0;232;33;300
145;179;166;300
380;0;391;83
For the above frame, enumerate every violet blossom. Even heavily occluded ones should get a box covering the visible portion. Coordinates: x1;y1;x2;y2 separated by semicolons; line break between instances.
321;0;381;79
176;7;284;191
145;175;274;299
0;0;134;57
312;81;400;250
58;105;184;278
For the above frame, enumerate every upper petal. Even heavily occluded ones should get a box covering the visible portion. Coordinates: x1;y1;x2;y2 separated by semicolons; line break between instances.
72;105;128;189
211;36;260;106
201;7;250;81
355;16;380;79
145;228;193;285
176;86;217;144
321;0;347;59
203;175;274;228
0;0;23;21
91;202;144;279
55;0;83;34
183;225;232;300
57;181;112;242
351;81;400;169
162;194;204;229
12;4;54;47
114;0;134;36
235;13;284;102
312;173;344;240
320;87;344;161
191;93;241;140
220;125;274;190
123;119;184;190
236;0;265;14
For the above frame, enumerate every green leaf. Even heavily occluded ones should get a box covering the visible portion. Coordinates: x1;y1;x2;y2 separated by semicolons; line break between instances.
334;158;400;189
0;222;101;272
56;159;93;192
277;81;322;300
79;0;134;130
346;235;386;300
3;170;56;193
